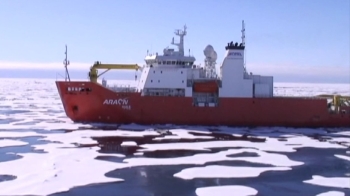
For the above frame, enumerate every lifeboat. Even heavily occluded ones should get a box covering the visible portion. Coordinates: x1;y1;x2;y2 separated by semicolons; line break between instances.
193;81;219;93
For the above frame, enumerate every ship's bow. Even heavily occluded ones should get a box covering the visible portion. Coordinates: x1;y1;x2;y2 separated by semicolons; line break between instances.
56;81;75;120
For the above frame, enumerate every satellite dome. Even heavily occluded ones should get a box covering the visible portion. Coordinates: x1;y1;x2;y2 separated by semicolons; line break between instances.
203;45;217;61
204;45;214;57
211;51;217;61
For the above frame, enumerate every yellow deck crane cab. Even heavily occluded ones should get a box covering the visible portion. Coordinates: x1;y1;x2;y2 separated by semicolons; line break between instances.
88;61;142;83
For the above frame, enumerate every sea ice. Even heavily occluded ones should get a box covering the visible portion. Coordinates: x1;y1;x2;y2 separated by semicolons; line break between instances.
124;148;303;167
304;175;350;189
174;165;290;179
316;191;345;196
195;185;258;196
334;154;350;162
0;143;124;196
0;139;28;148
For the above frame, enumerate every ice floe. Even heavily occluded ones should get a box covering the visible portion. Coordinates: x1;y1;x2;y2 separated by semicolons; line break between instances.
124;148;303;167
0;131;42;138
0;139;28;148
174;165;290;179
195;185;258;196
0;143;123;196
334;154;350;162
316;191;345;196
138;134;346;154
304;175;350;189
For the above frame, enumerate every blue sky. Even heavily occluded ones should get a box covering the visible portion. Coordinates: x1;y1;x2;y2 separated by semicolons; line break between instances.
0;0;349;83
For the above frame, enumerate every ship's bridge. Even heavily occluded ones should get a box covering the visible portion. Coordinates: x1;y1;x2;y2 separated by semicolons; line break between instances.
144;25;196;68
144;52;195;68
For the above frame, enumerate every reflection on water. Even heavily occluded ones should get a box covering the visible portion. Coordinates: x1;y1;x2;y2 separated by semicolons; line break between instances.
85;130;266;157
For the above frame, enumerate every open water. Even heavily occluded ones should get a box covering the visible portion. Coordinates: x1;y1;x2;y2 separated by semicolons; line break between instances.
0;78;349;196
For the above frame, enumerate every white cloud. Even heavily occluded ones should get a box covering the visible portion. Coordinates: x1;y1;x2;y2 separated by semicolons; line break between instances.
246;62;350;78
1;60;348;75
0;61;349;82
0;61;90;70
0;61;148;71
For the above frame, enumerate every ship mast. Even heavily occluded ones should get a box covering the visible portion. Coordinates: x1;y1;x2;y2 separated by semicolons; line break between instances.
63;45;71;82
241;20;246;72
171;25;187;56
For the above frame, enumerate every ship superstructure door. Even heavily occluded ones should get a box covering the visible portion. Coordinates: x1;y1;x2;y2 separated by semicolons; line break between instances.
192;80;219;107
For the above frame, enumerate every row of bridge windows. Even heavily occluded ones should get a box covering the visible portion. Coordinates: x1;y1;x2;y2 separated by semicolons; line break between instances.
146;60;194;66
149;80;184;83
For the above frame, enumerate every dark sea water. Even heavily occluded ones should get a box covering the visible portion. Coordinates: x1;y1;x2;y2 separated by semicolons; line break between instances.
0;79;349;196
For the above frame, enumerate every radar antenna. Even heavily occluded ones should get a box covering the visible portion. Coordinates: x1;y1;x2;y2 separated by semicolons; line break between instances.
203;45;218;78
241;20;245;47
63;45;71;82
171;25;187;56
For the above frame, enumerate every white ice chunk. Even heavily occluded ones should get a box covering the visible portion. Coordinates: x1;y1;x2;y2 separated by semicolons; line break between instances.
0;139;28;148
174;165;290;179
316;191;345;196
304;175;350;189
195;185;258;196
334;154;350;162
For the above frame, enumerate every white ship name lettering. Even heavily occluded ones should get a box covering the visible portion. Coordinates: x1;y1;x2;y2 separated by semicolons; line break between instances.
103;98;129;105
228;52;242;56
122;105;131;110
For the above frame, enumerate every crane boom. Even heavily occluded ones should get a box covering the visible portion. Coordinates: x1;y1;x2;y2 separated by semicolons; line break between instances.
88;61;141;83
316;94;350;99
92;63;141;70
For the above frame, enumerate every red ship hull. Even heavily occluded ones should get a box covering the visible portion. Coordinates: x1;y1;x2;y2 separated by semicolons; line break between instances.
56;81;350;128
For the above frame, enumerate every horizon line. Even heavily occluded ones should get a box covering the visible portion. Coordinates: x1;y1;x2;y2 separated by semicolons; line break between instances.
0;77;349;85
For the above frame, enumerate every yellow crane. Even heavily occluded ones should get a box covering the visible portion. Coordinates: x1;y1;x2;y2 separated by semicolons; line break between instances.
316;94;350;113
88;61;141;83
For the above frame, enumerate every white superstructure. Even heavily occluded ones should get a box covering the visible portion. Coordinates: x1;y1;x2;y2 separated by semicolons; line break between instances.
135;21;273;100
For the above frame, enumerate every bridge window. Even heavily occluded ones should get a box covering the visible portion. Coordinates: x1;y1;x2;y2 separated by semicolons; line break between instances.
167;61;171;65
161;71;163;73
172;61;175;65
151;80;153;83
181;71;183;74
163;61;166;64
158;80;160;83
